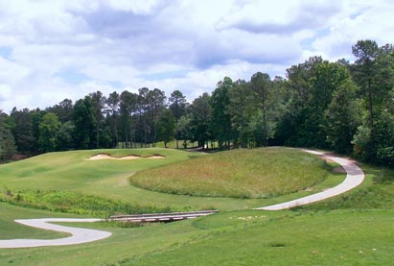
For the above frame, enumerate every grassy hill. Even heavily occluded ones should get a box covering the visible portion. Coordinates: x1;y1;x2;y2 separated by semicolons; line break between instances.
3;147;393;265
0;147;343;214
130;148;330;198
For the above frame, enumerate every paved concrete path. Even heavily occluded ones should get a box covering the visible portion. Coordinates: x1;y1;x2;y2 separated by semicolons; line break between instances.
0;218;111;249
256;149;365;210
0;149;365;249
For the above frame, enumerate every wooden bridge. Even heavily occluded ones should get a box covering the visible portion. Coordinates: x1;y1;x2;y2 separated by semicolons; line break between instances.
110;210;219;223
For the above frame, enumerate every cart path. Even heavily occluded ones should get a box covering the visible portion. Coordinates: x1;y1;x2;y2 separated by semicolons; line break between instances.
0;149;365;248
0;218;111;249
256;149;365;210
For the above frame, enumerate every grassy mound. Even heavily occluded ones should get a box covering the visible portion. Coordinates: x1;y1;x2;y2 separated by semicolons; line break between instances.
130;148;330;198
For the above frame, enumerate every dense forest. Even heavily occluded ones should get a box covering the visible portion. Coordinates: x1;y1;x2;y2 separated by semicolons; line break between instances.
1;40;393;166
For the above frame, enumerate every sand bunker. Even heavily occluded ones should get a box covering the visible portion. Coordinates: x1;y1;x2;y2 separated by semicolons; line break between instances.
88;154;164;161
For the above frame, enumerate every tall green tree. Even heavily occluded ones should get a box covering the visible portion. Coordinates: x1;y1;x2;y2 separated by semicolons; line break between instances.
169;90;188;148
251;72;272;146
10;108;36;154
119;91;138;148
210;77;233;149
106;91;121;147
190;93;212;149
0;110;16;162
38;112;61;152
46;99;73;123
56;121;75;151
286;56;323;106
325;79;362;153
137;87;149;147
177;114;192;148
72;97;95;149
147;88;166;145
89;91;106;148
228;79;254;147
352;40;394;161
305;61;350;148
157;109;176;148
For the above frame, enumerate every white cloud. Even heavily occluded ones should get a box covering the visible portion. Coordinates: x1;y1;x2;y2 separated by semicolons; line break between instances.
309;1;394;60
0;0;392;112
0;84;12;101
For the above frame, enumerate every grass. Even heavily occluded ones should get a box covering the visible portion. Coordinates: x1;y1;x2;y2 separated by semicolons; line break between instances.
5;146;390;265
300;163;394;210
0;190;177;217
0;203;70;239
2;206;394;266
122;209;394;266
0;147;345;212
130;148;330;198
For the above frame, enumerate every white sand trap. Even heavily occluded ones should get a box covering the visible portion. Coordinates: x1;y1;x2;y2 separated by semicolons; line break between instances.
146;155;165;159
89;154;114;160
118;155;140;160
88;154;164;160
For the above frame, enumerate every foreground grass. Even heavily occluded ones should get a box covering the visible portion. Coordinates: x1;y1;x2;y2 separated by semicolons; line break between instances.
125;209;394;266
0;203;69;240
1;204;393;266
130;148;330;198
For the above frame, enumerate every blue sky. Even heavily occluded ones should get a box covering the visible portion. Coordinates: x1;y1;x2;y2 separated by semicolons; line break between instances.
0;0;393;112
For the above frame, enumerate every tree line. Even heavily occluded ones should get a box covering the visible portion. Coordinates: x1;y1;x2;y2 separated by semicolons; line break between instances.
1;40;393;166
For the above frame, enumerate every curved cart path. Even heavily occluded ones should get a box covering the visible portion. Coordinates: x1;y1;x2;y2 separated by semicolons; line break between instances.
0;218;111;249
256;149;365;210
0;149;365;249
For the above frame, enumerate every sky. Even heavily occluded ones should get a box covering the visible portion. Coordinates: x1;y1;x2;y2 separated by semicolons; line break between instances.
0;0;393;113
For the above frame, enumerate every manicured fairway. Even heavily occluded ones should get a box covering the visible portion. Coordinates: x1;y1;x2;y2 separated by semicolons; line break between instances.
1;205;393;266
124;210;394;266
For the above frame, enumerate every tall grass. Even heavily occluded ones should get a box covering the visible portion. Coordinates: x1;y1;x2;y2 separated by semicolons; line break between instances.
130;148;330;199
0;188;185;217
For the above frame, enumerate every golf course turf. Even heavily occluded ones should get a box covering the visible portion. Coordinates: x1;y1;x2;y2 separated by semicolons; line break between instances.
1;147;393;265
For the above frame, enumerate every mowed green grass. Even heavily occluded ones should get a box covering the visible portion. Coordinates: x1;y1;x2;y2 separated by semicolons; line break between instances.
130;148;329;198
0;148;344;212
0;203;70;239
125;210;394;266
2;148;394;265
1;206;394;266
